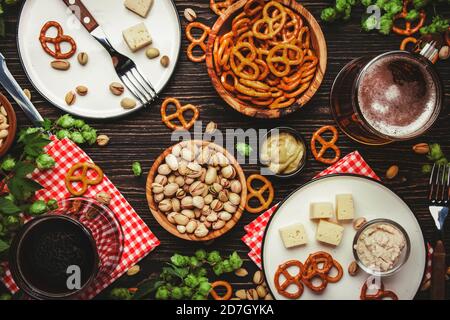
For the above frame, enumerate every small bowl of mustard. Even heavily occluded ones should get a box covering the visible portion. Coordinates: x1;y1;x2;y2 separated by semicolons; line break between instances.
259;127;307;179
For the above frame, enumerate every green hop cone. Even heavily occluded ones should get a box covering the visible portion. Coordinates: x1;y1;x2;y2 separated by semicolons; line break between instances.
197;282;211;296
109;288;132;300
207;250;222;265
56;129;71;140
181;286;193;298
82;130;97;145
195;249;207;261
4;215;21;231
36;153;56;170
155;286;171;300
184;274;199;288
73;119;86;129
70;131;86;145
29;200;48;216
0;156;16;171
229;251;243;270
47;199;58;210
171;287;183;300
132;161;142;176
56;114;75;129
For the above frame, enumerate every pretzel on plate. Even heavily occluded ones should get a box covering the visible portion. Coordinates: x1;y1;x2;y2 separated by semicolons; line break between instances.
311;125;341;165
65;162;104;196
39;21;77;59
274;260;305;299
161;97;199;131
360;279;399;300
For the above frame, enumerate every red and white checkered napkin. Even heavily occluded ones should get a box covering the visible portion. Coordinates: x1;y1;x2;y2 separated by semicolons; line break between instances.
241;151;379;269
1;138;160;299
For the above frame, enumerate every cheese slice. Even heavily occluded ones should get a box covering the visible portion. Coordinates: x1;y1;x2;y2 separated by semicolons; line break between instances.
316;220;344;246
279;223;308;248
123;23;152;52
310;202;334;219
124;0;154;18
336;194;354;221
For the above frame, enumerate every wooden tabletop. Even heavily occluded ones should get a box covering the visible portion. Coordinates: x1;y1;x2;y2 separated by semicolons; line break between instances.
0;0;448;299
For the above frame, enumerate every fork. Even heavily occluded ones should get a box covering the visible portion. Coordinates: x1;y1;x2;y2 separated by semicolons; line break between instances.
428;163;449;300
62;0;157;106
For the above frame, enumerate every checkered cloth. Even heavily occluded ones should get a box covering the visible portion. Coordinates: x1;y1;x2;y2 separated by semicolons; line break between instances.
0;138;160;299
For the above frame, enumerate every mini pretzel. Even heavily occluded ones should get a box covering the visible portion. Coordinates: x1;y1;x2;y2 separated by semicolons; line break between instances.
39;21;77;59
210;281;233;300
65;162;104;196
230;42;260;80
252;1;287;40
360;279;399;300
210;0;237;15
392;0;426;36
245;174;274;214
186;22;211;63
311;125;341;165
274;260;304;299
267;43;304;77
400;36;418;51
161;97;199;131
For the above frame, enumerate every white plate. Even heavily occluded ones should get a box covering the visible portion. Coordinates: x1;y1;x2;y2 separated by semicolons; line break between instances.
17;0;181;119
262;174;426;300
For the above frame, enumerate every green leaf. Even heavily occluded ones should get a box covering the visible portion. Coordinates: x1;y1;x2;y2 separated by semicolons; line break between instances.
23;133;51;157
131;279;164;300
0;197;21;215
41;118;53;131
0;239;9;253
14;161;36;178
7;176;43;201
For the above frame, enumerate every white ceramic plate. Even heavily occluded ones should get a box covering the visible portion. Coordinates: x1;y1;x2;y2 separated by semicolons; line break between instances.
262;174;426;300
17;0;181;119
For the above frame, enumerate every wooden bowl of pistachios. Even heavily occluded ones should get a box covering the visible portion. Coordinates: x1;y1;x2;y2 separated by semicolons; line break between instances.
146;140;247;241
0;93;17;158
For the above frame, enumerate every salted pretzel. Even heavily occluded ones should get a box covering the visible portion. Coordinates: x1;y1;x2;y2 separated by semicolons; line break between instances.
210;281;233;300
360;279;399;300
186;22;211;63
65;162;104;196
210;0;237;15
161;97;199;131
267;43;303;77
230;42;261;80
311;125;341;165
245;174;274;214
274;260;305;299
39;21;77;59
392;0;426;36
252;1;287;40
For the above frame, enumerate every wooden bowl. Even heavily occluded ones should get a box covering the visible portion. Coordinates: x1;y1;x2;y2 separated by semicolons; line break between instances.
0;93;17;158
146;140;247;241
206;0;327;118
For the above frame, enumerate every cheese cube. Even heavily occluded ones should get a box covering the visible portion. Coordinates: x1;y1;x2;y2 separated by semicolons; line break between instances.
310;202;334;219
123;23;152;52
336;194;354;221
279;223;308;248
124;0;154;18
316;220;344;246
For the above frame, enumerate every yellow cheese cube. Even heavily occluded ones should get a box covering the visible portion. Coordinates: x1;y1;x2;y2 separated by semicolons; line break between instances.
316;220;344;246
279;223;308;248
336;194;354;221
123;23;152;52
310;202;334;219
124;0;154;18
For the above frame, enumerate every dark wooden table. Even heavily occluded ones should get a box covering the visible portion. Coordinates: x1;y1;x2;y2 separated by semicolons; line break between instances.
0;0;448;300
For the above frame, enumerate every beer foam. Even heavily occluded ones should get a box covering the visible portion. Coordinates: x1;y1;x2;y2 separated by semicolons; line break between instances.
357;53;437;139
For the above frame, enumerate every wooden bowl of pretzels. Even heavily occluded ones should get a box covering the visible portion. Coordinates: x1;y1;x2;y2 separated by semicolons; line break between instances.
205;0;327;118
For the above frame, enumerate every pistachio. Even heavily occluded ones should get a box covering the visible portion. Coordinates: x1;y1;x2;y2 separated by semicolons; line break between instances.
0;130;8;139
23;89;31;100
127;265;140;276
218;211;232;221
121;97;137;109
230;180;242;193
353;217;367;230
164;183;179;197
194;223;209;238
206;211;219;222
51;60;70;70
154;193;164;203
217;190;229;203
158;199;172;212
189;181;206;197
76;85;88;96
96;192;112;205
171;198;181;212
181;210;195;219
439;45;449;60
175;176;185;187
96;134;110;146
110;82;125;96
165;154;179;171
234;268;248;277
181;148;195;162
204;194;213;205
210;199;224;212
177;225;187;233
167;212;177;224
212;220;225;230
174;214;189;226
158;164;172;175
223;201;237;213
168;174;176;183
186;220;197;233
201;205;212;216
246;289;259;300
209;183;223;196
185;177;195;185
181;196;194;209
197;148;211;165
176;188;186;199
228;193;241;206
216;152;229;167
386;165;399;180
205;121;217;134
205;167;218;185
412;143;430;155
146;47;160;59
160;55;170;68
253;270;264;285
221;165;236;179
77;52;89;65
65;91;76;106
187;162;202;178
265;294;273;300
348;261;359;276
192;196;205;209
184;8;197;22
0;106;6;116
155;174;168;186
220;178;230;189
235;289;247;299
256;285;267;298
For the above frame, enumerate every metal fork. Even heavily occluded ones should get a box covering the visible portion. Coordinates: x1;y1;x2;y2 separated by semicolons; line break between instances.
62;0;157;106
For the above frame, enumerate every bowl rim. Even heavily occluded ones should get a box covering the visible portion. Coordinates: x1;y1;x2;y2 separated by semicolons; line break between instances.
146;140;247;241
352;218;411;277
0;93;17;157
205;0;328;119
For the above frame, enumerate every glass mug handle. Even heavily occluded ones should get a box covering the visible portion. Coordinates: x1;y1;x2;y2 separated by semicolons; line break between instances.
400;37;439;64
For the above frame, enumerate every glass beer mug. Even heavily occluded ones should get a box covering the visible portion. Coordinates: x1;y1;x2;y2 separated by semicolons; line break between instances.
330;45;443;146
